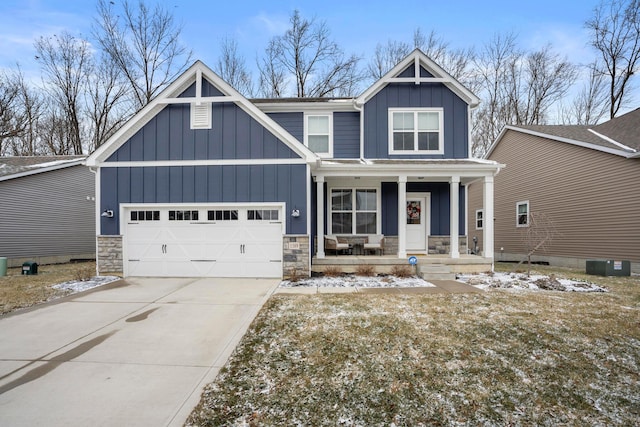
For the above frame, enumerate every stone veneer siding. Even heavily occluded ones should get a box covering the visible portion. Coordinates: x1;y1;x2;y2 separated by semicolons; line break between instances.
283;235;310;279
428;236;468;255
97;235;123;274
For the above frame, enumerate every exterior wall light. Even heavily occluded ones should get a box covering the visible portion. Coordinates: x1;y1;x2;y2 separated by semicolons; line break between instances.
101;209;114;218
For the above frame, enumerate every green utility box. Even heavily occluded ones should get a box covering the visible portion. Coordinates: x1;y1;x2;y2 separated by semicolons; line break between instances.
0;257;7;277
22;261;38;275
586;260;630;277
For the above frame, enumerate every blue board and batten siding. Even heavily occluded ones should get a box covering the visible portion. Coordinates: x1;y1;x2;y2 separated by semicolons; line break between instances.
333;112;360;158
364;83;469;159
102;78;307;236
269;111;360;159
100;164;307;235
379;182;466;236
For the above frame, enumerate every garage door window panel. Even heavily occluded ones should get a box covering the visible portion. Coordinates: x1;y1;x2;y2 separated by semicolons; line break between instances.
131;210;160;221
207;210;239;221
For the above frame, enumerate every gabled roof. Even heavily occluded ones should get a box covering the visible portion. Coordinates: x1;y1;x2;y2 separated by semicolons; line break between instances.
0;155;86;182
356;48;480;108
487;108;640;159
86;61;318;166
591;107;640;151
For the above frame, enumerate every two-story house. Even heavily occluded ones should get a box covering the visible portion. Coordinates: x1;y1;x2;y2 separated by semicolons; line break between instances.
87;49;502;279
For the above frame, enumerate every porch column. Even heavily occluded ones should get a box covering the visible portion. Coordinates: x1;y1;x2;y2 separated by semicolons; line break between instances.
316;176;325;259
449;176;460;258
483;175;494;259
397;175;407;259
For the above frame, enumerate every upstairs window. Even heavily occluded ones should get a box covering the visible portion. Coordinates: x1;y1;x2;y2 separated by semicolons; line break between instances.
389;108;443;154
305;114;332;156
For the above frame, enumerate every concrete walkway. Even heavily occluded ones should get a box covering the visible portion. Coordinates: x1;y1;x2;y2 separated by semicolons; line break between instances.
275;279;481;294
0;277;279;427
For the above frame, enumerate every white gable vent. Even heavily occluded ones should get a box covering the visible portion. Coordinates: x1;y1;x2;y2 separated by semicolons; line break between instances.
191;102;212;129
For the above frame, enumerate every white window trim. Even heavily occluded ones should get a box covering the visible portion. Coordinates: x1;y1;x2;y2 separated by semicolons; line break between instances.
304;112;333;158
475;209;484;230
190;102;212;129
388;107;444;155
328;186;381;235
516;200;529;228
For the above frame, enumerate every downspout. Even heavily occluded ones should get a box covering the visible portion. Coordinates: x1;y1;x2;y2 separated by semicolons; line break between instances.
354;100;364;159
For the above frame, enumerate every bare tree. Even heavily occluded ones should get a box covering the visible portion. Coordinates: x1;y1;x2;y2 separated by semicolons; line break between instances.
215;37;254;97
86;55;131;151
258;10;362;97
471;33;577;156
35;32;91;155
367;29;476;88
518;211;558;277
586;0;640;118
559;62;609;124
94;0;193;109
368;39;411;80
0;71;26;149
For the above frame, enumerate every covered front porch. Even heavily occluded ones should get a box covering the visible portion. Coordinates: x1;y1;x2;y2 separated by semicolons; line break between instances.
311;159;500;274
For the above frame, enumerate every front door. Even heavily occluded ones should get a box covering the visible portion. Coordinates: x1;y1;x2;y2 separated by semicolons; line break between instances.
406;193;431;253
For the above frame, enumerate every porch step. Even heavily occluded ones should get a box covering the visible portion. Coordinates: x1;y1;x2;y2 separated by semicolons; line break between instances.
417;264;456;281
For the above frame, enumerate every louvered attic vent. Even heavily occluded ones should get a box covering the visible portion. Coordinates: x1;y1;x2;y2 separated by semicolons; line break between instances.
190;102;212;129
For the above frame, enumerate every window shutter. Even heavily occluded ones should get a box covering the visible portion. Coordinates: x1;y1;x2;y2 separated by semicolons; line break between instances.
191;103;212;129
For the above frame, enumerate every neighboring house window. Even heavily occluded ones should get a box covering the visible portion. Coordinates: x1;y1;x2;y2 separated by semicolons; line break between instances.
388;108;443;154
305;113;333;156
330;188;378;234
516;201;529;227
476;209;484;230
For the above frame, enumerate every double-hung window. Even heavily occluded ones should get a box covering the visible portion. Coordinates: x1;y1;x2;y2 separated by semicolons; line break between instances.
305;113;332;156
389;108;443;154
475;209;484;230
516;201;529;227
330;188;378;234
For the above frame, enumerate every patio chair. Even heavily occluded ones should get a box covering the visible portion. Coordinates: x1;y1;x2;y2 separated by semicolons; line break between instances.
363;234;384;255
324;235;350;255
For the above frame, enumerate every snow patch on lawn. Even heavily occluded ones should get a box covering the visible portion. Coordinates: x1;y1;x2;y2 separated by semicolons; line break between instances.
280;275;435;288
458;272;607;292
52;276;120;293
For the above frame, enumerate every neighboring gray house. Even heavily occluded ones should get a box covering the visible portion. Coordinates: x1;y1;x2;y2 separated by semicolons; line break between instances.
0;156;96;267
468;108;640;273
87;49;501;279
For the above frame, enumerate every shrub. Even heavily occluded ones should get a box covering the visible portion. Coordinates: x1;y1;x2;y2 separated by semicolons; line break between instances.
355;264;375;277
390;264;413;278
286;267;304;282
323;266;343;277
73;265;94;282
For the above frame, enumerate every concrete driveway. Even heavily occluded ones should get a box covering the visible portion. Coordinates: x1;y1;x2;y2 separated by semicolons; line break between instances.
0;277;279;427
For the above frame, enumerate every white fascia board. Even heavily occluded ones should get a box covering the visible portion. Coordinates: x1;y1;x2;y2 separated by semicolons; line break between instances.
87;60;319;166
99;158;308;168
255;100;357;113
495;125;636;159
0;159;86;182
315;160;503;177
355;49;480;107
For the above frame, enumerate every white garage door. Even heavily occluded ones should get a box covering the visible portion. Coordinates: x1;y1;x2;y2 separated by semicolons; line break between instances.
124;206;283;278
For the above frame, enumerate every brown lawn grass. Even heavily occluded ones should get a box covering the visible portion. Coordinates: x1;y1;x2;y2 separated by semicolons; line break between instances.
187;263;640;426
0;261;96;315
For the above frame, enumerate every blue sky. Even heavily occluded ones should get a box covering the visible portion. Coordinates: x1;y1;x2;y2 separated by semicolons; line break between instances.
0;0;611;100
